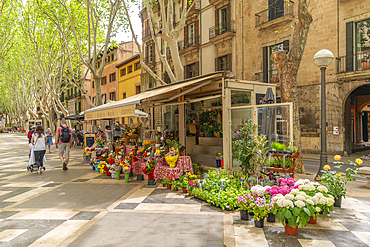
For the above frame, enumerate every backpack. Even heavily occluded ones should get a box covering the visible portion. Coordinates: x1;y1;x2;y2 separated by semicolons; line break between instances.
60;126;71;143
27;131;33;139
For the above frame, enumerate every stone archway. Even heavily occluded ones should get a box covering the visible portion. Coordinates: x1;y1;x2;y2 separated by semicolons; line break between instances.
343;83;370;154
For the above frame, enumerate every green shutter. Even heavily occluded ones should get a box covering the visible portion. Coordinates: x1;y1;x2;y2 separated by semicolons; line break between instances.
346;22;353;72
263;46;268;83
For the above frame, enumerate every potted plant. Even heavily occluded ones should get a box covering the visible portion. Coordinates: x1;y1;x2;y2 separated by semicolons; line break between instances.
160;178;166;187
237;192;255;221
172;180;181;191
361;55;370;70
142;157;157;185
319;155;360;207
166;176;174;189
122;164;131;183
214;26;220;35
233;120;257;174
270;77;278;83
251;195;272;228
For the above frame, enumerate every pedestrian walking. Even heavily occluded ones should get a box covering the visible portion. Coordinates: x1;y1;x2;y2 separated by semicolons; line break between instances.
45;128;53;153
55;119;72;170
113;123;122;142
30;126;47;174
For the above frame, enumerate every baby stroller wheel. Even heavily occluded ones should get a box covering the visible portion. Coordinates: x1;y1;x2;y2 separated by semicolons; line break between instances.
43;167;45;170
30;167;33;172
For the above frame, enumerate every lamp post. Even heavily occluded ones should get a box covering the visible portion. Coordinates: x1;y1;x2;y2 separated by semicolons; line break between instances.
313;49;334;180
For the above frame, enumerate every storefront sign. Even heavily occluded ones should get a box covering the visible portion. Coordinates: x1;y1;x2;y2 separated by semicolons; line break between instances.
85;104;136;120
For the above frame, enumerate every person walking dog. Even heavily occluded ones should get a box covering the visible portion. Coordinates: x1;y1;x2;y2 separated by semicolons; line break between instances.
30;126;47;174
55;119;72;170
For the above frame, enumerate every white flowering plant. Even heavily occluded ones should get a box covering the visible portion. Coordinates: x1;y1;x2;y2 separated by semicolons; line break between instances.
295;182;335;218
272;192;315;228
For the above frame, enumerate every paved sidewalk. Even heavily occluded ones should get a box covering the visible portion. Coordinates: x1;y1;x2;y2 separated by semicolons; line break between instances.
0;133;369;246
303;151;370;167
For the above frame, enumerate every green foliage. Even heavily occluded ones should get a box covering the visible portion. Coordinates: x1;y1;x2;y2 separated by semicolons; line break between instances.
192;162;204;175
271;142;286;151
233;120;257;173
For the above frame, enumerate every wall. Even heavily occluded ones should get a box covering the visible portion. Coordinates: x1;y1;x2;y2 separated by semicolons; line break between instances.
118;57;142;99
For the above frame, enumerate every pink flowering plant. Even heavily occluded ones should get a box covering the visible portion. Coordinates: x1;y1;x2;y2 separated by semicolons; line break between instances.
277;177;296;187
251;195;273;221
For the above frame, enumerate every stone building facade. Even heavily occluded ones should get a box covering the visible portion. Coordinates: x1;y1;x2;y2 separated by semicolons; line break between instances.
235;0;370;154
140;0;370;154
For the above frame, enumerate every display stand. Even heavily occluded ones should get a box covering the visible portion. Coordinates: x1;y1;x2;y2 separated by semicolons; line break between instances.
266;152;299;178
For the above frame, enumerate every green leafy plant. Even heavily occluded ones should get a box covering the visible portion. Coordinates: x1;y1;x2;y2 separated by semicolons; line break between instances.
233;120;257;173
192;162;204;175
271;142;286;151
319;155;360;199
250;135;269;173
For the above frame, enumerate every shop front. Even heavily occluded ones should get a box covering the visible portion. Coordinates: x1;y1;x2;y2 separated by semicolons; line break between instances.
84;72;293;169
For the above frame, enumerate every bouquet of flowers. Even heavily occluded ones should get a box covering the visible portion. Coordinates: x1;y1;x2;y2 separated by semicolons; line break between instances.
122;163;131;173
319;155;360;199
95;137;106;147
83;148;92;157
165;147;179;168
112;161;123;172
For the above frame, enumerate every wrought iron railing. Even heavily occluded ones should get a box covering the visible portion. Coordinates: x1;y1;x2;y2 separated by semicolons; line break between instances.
142;28;152;39
178;36;200;50
255;1;294;27
337;51;370;74
209;20;235;39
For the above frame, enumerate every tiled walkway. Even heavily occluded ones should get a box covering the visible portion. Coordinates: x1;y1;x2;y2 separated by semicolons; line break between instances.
0;133;369;246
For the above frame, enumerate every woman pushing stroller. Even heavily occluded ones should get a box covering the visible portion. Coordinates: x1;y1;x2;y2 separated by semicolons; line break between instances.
29;126;47;174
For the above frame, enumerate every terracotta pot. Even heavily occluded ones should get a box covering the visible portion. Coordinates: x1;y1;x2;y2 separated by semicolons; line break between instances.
285;224;298;236
163;183;166;187
308;216;317;224
182;188;187;193
274;165;280;168
180;152;184;156
361;61;370;70
167;184;172;190
173;188;178;191
271;77;278;83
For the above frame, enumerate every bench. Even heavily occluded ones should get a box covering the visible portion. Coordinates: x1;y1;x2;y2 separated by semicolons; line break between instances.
359;167;370;188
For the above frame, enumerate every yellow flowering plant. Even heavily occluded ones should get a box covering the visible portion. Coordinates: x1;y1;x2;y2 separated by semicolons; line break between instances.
319;155;360;199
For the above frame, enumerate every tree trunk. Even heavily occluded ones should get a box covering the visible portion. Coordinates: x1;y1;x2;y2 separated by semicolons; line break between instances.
270;0;312;174
93;74;103;106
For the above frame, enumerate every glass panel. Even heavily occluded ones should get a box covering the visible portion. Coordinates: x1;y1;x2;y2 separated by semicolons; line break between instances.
229;108;253;168
257;105;290;148
231;90;251;107
356;19;370;71
153;105;179;141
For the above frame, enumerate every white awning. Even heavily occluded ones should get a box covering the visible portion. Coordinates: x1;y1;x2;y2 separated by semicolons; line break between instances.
85;72;222;113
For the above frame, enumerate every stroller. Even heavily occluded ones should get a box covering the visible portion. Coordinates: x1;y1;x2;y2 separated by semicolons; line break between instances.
28;143;46;172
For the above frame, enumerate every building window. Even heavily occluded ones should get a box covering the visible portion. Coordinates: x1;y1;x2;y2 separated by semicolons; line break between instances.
121;68;126;76
111;53;114;61
102;94;106;104
109;72;116;82
163;72;171;84
136;85;141;94
92;97;96;104
219;6;227;29
186;63;197;79
217;55;230;71
109;91;116;101
188;23;195;45
268;0;284;22
262;40;289;83
148;45;153;63
92;81;94;89
122;92;126;99
128;65;133;73
135;62;141;70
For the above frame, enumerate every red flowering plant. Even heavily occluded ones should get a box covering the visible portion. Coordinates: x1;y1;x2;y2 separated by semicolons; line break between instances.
143;157;157;180
166;176;174;185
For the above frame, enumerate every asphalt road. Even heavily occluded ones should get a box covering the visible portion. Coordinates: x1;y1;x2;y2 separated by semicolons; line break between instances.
303;159;365;181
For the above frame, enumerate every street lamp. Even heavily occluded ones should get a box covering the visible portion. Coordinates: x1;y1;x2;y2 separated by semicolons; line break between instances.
313;49;334;180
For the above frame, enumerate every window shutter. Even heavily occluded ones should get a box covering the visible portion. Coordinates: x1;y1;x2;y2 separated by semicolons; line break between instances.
276;0;284;18
215;57;218;71
263;46;268;83
215;9;219;26
152;44;155;63
346;22;353;72
228;54;232;71
184;25;188;44
195;20;199;44
196;62;199;76
283;40;289;52
227;4;231;29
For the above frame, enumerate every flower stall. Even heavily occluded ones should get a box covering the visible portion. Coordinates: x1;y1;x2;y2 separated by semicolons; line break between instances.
84;72;293;169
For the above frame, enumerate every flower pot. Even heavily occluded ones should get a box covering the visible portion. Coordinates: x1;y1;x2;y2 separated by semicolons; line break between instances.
308;216;317;224
129;172;133;177
361;61;370;70
240;210;249;221
137;175;144;180
254;218;264;228
125;173;130;183
92;166;95;171
148;179;156;185
274;165;280;168
111;172;116;179
216;160;221;168
182;188;187;193
167;184;172;190
249;212;254;217
173;188;178;191
180;152;184;156
267;213;275;223
163;183;166;187
221;160;224;169
116;171;120;180
334;196;342;207
106;171;111;176
285;224;298;236
83;155;90;162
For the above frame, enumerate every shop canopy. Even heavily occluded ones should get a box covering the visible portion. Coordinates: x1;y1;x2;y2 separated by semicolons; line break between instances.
84;72;223;120
63;114;84;120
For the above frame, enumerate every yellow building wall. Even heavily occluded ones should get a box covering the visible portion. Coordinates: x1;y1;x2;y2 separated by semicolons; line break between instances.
118;57;141;100
118;57;141;125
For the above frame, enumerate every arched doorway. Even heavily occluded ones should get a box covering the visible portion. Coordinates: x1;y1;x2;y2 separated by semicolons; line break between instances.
344;84;370;154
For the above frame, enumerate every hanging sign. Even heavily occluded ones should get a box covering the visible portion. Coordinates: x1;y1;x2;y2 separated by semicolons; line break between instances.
85;104;136;120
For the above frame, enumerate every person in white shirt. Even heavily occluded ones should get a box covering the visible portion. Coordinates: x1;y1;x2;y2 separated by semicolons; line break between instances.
31;126;47;174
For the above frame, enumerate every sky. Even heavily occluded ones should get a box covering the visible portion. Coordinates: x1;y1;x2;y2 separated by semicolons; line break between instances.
114;4;142;44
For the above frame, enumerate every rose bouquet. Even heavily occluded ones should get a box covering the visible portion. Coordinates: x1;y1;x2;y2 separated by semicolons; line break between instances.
83;148;92;157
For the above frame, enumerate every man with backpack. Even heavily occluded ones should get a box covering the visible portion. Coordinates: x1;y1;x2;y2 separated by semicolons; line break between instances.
28;126;36;144
55;119;72;170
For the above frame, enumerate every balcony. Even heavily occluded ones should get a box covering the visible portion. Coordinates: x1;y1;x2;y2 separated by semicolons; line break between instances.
178;36;200;52
209;20;235;40
142;28;152;40
254;69;279;83
255;1;294;28
337;51;370;80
